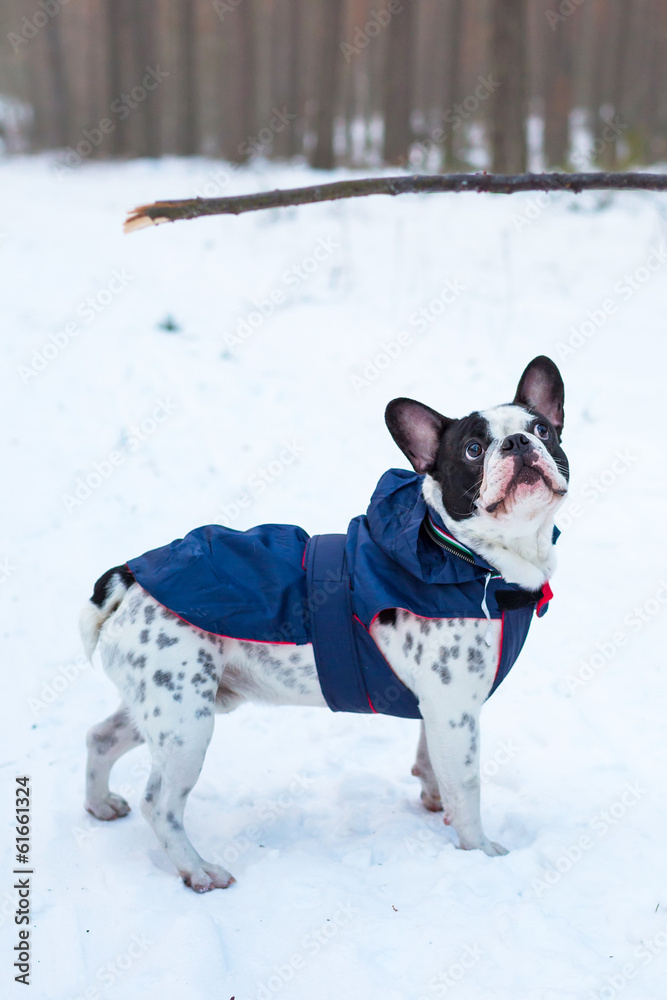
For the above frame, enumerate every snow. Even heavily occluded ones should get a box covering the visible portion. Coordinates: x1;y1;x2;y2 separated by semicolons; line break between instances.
3;155;667;1000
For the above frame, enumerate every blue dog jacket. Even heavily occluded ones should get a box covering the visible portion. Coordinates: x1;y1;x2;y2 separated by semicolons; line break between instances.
127;469;553;720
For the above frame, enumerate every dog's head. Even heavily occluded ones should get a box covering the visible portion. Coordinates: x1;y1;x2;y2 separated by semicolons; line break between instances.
386;357;568;578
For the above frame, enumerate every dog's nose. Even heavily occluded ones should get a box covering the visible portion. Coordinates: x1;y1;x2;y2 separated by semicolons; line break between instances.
500;433;531;454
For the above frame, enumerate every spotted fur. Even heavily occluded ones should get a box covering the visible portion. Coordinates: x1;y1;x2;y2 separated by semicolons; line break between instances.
83;579;508;890
81;357;567;891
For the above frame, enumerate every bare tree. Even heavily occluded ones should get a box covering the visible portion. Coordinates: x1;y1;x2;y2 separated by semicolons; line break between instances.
133;0;161;157
284;0;304;158
175;0;198;155
104;0;129;155
383;1;415;165
605;0;632;167
443;0;464;170
268;0;302;159
490;0;528;173
643;0;667;162
312;0;344;170
588;0;631;168
22;25;55;152
223;1;257;163
543;3;573;168
44;9;72;148
4;0;667;171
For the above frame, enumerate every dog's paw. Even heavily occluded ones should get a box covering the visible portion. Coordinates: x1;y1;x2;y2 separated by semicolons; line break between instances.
420;789;444;813
181;864;236;893
85;793;131;821
481;839;509;857
459;836;508;857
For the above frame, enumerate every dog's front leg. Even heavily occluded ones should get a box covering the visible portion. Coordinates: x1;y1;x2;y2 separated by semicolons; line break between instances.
419;705;507;857
372;612;507;855
411;721;443;812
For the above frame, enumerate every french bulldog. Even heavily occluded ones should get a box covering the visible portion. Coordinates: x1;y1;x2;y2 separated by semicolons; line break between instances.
81;355;568;891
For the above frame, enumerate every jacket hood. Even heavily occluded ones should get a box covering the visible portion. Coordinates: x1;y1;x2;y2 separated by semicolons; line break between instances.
365;468;503;586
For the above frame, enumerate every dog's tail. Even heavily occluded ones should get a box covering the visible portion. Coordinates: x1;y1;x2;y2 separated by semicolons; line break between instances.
79;565;135;660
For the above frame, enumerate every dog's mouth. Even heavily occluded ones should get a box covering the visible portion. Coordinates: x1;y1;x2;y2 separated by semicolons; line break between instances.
484;464;567;514
515;466;542;487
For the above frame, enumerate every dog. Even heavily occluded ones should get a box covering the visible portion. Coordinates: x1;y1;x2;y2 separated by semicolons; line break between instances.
81;355;568;892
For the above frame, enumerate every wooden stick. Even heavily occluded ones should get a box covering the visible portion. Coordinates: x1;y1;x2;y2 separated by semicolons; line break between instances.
124;171;667;233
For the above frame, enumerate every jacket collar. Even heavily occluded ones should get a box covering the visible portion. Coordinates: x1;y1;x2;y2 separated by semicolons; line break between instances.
423;511;500;575
366;469;509;586
366;468;558;603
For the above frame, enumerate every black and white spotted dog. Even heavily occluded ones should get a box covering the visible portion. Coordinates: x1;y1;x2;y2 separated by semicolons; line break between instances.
81;356;568;892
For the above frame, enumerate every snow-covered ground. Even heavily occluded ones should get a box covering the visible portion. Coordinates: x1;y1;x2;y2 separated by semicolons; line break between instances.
3;155;667;1000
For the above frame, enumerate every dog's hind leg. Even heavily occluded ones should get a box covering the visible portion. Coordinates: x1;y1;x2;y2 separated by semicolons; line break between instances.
85;704;145;820
127;639;235;892
139;706;235;892
411;721;443;812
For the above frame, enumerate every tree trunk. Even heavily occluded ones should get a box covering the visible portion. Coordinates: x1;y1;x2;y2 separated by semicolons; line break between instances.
225;2;257;162
25;27;54;151
285;0;304;157
269;0;297;159
383;1;416;165
44;11;71;148
542;5;572;168
105;0;128;155
282;0;306;159
490;0;528;173
311;0;344;170
604;0;632;167
176;0;198;155
133;0;161;157
645;0;667;161
443;0;464;170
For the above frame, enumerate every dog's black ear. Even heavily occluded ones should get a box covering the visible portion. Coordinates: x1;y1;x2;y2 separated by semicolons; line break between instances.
385;398;452;475
513;356;564;437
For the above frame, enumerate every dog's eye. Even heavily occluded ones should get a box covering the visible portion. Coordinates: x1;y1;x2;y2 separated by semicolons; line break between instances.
534;422;550;440
465;441;484;460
